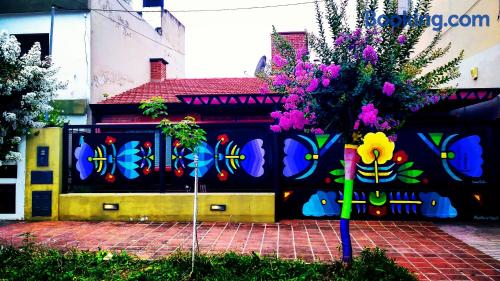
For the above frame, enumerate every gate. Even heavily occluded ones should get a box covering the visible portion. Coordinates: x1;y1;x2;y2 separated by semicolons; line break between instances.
63;122;498;221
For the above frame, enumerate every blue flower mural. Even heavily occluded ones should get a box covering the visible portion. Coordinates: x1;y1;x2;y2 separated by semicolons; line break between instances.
302;191;340;217
417;133;483;181
419;192;457;218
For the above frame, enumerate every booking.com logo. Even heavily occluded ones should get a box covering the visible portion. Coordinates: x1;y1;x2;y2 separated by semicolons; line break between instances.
365;11;490;31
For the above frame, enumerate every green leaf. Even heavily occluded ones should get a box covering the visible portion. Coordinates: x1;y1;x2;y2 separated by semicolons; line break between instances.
334;177;345;184
398;176;420;184
329;169;344;176
340;160;345;167
397;162;414;172
399;170;423;178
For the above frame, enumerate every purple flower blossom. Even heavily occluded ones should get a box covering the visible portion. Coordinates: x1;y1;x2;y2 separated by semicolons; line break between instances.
388;134;398;142
306;78;319;92
270;125;282;133
382;82;395;96
335;34;346;46
259;83;270;94
322;78;330;87
290;109;307;130
310;128;324;134
278;115;292;130
272;55;288;68
397;35;407;45
326;64;341;79
272;73;289;87
353;120;360;130
296;48;308;61
362;45;378;65
270;111;281;119
358;103;378;126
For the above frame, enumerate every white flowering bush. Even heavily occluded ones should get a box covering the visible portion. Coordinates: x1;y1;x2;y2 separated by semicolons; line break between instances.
0;31;65;164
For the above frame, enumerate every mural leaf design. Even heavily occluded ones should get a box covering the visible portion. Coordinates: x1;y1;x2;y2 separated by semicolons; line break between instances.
329;169;344;176
399;170;423;177
397;176;420;184
397;162;414;171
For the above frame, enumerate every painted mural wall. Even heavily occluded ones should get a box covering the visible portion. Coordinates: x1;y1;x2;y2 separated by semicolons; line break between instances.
66;124;498;221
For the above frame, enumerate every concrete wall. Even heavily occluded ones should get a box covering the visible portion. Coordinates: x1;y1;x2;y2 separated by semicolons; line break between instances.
90;0;185;103
415;0;500;88
24;128;63;221
0;11;91;125
59;193;275;223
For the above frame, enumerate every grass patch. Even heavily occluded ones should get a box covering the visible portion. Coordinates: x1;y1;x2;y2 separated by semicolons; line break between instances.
0;234;416;280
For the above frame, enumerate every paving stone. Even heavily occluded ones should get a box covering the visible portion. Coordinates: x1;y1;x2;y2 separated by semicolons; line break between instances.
1;220;499;280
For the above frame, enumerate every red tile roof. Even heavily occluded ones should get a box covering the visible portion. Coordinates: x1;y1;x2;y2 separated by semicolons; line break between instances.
99;77;267;104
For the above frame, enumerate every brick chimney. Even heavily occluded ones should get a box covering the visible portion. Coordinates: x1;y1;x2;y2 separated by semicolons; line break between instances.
150;58;168;82
271;31;308;59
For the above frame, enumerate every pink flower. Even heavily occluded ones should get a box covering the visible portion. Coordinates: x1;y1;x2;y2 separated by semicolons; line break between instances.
388;134;398;142
358;103;378;126
272;55;288;68
270;125;282;133
286;94;299;104
259;83;270;94
322;78;330;87
353;120;360;130
310;128;324;134
382;82;395;96
272;74;289;87
290;109;307;130
306;78;319;92
379;121;390;130
270;111;282;119
326;64;341;79
397;35;407;45
296;48;308;61
334;34;346;46
278;115;292;130
362;45;378;65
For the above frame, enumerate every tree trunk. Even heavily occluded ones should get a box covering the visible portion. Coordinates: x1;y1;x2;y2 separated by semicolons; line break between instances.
340;144;359;263
191;154;199;273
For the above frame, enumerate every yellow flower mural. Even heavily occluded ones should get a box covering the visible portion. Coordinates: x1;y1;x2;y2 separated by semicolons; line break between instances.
357;132;395;184
357;132;395;164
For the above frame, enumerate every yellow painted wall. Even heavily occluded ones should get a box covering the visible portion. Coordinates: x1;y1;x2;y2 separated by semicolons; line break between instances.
59;193;275;223
415;0;500;88
25;128;63;220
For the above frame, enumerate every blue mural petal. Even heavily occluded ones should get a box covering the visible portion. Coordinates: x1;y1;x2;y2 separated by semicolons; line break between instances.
448;135;483;177
283;138;310;177
302;191;340;217
240;139;265;177
187;142;214;177
117;141;140;157
419;192;457;218
74;136;94;180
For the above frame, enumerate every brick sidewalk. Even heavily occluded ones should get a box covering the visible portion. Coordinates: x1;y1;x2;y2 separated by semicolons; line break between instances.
1;220;499;280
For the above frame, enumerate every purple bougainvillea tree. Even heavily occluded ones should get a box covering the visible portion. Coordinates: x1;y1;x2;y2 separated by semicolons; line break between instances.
260;0;463;263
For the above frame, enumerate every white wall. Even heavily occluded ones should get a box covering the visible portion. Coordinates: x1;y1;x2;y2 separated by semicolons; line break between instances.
0;11;91;125
414;0;500;88
90;0;185;103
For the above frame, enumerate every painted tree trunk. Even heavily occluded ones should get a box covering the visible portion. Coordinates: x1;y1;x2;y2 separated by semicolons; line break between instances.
340;144;359;263
191;154;199;273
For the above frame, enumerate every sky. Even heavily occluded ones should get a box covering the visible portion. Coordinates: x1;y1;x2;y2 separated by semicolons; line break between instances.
132;0;322;78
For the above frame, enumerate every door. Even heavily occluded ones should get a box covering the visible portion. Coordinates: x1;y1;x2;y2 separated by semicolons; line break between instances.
0;140;25;220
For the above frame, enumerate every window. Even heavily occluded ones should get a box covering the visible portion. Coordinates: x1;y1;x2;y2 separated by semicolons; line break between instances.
13;33;50;58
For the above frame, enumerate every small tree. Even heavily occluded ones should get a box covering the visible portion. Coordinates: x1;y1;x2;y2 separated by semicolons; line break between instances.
261;0;463;263
140;97;206;273
0;31;65;165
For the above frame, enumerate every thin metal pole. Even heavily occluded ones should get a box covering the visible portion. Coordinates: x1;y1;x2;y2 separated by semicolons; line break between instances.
49;5;55;56
191;154;199;273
